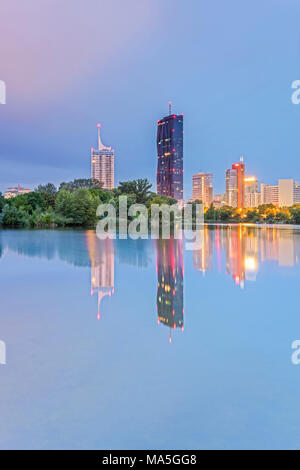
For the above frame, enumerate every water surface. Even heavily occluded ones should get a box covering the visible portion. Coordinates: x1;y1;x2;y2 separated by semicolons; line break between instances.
0;225;300;449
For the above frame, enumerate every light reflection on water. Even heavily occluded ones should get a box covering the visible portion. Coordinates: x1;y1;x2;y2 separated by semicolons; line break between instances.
0;225;300;449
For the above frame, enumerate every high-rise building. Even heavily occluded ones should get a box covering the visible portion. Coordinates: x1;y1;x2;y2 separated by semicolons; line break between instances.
157;103;183;200
244;176;260;208
91;123;114;190
261;184;279;206
225;160;245;208
225;169;237;207
192;173;213;206
278;179;300;207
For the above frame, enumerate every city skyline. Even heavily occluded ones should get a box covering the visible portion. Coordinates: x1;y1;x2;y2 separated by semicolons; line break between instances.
1;1;300;198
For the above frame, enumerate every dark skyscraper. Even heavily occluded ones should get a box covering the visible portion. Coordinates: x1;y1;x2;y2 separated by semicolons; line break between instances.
157;103;183;200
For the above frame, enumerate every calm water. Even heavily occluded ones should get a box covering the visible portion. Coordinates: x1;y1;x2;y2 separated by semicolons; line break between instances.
0;225;300;450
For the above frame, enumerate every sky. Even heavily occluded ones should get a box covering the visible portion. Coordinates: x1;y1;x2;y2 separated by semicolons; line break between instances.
0;0;300;197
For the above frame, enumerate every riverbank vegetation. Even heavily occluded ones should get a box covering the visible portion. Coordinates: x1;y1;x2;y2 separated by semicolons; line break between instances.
1;179;300;228
202;203;300;224
0;179;176;228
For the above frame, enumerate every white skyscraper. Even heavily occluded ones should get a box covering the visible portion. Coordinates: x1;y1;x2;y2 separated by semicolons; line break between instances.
91;123;115;190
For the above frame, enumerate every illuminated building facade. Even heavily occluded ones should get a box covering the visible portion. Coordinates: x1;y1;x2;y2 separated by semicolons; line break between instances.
225;169;238;207
192;173;213;206
225;161;245;208
244;176;260;208
91;123;114;190
157;105;183;200
4;184;31;199
278;179;300;207
156;238;184;343
261;183;278;206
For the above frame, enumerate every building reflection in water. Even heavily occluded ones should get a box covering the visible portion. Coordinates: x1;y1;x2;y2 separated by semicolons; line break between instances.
85;232;114;320
156;238;184;343
194;225;300;288
1;226;300;325
193;225;213;274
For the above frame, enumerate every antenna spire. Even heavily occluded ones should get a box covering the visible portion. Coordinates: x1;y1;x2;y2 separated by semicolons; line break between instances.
169;101;172;115
96;123;112;152
240;155;244;163
97;123;101;151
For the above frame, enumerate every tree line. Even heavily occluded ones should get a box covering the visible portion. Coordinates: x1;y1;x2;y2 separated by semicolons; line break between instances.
1;179;300;228
0;178;176;228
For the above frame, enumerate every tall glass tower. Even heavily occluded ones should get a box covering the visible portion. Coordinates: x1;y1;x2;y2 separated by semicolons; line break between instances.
156;103;183;200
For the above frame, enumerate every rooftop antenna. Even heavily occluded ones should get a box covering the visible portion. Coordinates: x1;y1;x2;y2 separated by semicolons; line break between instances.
240;155;244;163
96;122;112;152
169;101;172;115
97;123;101;151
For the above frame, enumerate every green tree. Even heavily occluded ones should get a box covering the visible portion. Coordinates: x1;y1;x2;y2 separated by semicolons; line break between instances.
149;195;177;206
216;206;235;221
117;179;152;204
290;206;300;224
0;193;5;212
205;203;216;221
59;178;103;192
72;188;100;225
36;183;57;208
0;204;30;227
55;190;75;222
9;192;46;214
245;209;260;222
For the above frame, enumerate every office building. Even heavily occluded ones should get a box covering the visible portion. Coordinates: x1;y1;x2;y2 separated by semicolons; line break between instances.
91;123;114;190
192;173;213;206
261;184;279;206
278;179;300;207
244;176;260;208
225;160;245;208
157;103;183;200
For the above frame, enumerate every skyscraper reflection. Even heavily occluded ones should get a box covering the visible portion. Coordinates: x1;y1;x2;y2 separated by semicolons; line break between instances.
225;226;246;287
85;232;114;320
156;238;184;343
193;225;213;273
202;225;299;287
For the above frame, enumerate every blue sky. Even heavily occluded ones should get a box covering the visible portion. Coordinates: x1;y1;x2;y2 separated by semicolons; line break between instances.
0;0;300;197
